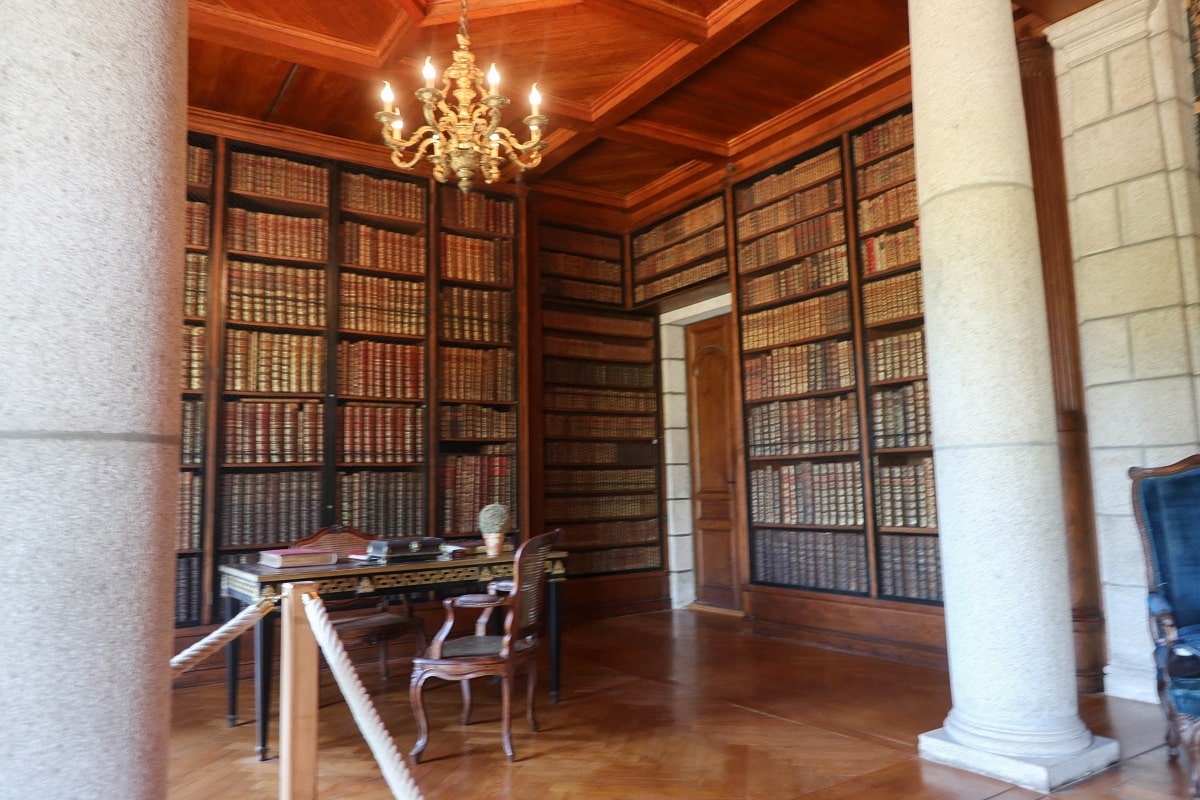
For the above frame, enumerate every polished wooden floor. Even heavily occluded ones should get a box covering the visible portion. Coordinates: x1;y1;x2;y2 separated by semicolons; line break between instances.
168;610;1193;799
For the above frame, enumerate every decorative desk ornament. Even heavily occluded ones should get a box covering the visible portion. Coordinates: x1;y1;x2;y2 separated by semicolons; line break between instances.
478;503;511;556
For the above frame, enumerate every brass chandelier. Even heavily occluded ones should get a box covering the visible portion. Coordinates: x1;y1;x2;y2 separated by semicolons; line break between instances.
375;0;548;192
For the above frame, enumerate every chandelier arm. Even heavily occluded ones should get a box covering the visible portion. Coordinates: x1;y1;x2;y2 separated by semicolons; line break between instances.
491;126;545;155
384;126;442;170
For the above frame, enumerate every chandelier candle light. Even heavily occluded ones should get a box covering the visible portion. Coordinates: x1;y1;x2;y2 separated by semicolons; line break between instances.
375;0;548;192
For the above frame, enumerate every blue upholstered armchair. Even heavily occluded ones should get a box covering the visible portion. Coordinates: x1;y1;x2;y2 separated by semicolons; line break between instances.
1130;455;1200;797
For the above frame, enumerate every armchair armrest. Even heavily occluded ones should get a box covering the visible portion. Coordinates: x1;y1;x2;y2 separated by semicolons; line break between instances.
428;593;510;657
1148;592;1179;646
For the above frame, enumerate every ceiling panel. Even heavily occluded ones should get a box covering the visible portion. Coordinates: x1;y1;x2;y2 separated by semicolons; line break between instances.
539;139;692;196
195;0;405;47
187;0;1098;215
188;39;294;121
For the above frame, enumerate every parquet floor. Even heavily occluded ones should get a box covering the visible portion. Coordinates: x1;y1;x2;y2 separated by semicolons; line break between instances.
168;610;1194;799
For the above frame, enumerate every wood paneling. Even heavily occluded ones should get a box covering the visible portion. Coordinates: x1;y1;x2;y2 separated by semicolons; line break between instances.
186;0;1104;220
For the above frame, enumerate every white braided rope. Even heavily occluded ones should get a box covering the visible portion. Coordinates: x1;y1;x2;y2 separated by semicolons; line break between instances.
301;593;425;800
170;597;279;677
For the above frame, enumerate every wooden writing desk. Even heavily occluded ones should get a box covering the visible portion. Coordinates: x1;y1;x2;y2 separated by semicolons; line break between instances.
220;550;567;759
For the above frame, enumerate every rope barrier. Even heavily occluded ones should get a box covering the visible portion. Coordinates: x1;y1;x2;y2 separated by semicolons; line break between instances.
169;598;278;677
301;592;426;800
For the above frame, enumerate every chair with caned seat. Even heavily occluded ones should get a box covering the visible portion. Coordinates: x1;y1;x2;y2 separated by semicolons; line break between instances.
408;529;561;762
293;524;427;680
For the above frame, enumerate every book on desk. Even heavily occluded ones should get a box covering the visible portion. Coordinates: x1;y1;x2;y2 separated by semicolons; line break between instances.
258;547;338;568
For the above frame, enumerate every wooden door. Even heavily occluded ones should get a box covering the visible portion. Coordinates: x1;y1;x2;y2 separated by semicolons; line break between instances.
686;314;741;610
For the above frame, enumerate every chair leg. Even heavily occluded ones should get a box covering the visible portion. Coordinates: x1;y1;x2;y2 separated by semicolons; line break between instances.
460;678;472;726
1161;677;1182;757
501;674;513;761
526;660;539;732
378;638;390;681
1183;716;1200;799
409;669;430;764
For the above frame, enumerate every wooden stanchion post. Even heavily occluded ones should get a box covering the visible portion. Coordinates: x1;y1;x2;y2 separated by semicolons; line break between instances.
281;582;319;800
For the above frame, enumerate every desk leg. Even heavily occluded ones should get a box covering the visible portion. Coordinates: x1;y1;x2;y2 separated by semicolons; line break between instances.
548;580;562;703
225;596;241;727
255;611;275;761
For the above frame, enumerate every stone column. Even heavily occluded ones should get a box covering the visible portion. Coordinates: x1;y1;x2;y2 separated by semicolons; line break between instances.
0;2;187;798
1046;0;1200;705
907;0;1118;791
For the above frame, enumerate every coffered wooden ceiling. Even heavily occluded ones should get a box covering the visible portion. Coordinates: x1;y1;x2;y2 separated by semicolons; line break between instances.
188;0;1099;223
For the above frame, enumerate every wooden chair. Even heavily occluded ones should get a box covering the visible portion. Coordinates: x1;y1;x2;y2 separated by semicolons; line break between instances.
408;530;561;763
1130;456;1200;798
293;524;427;680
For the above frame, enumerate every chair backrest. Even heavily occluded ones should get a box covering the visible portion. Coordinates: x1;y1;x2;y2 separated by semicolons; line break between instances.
294;524;377;561
1131;455;1200;630
504;530;561;644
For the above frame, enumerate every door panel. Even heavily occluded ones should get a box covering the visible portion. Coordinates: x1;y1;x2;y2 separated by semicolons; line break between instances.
687;314;741;609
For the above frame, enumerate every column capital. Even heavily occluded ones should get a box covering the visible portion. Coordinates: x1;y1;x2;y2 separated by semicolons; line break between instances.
1046;0;1183;69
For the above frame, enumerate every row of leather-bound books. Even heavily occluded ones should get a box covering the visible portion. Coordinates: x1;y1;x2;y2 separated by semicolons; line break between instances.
633;226;726;282
544;467;659;493
736;178;843;241
439;346;514;402
542;493;659;522
336;403;426;463
438;286;512;343
749;460;865;528
857;181;918;233
218;470;323;547
633;255;727;303
543;357;655;388
539;225;622;260
852;111;913;163
735;146;842;210
338;470;427;538
567;545;662;577
738;244;848;305
752;528;870;594
746;395;861;457
736;211;846;274
440;187;514;234
184;253;209;317
855;147;915;196
543;439;658;465
862;270;923;325
741;338;856;402
870;380;932;449
440;233;513;284
542;277;624;305
226;207;328;262
544;413;657;439
633;195;724;257
740;290;850;351
439;454;516;535
226;260;327;328
540;251;622;283
544;385;657;414
438;403;516;439
230;151;328;205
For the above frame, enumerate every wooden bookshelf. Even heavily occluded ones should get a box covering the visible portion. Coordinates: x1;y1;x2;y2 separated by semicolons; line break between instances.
175;135;522;626
537;223;625;307
539;307;665;580
435;184;519;537
336;166;430;538
733;106;942;652
178;135;215;627
631;194;728;306
852;108;940;604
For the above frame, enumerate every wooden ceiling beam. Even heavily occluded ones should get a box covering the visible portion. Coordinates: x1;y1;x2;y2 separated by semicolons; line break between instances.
1012;0;1102;23
189;2;420;80
605;119;729;161
420;0;582;26
583;0;708;43
588;0;802;128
